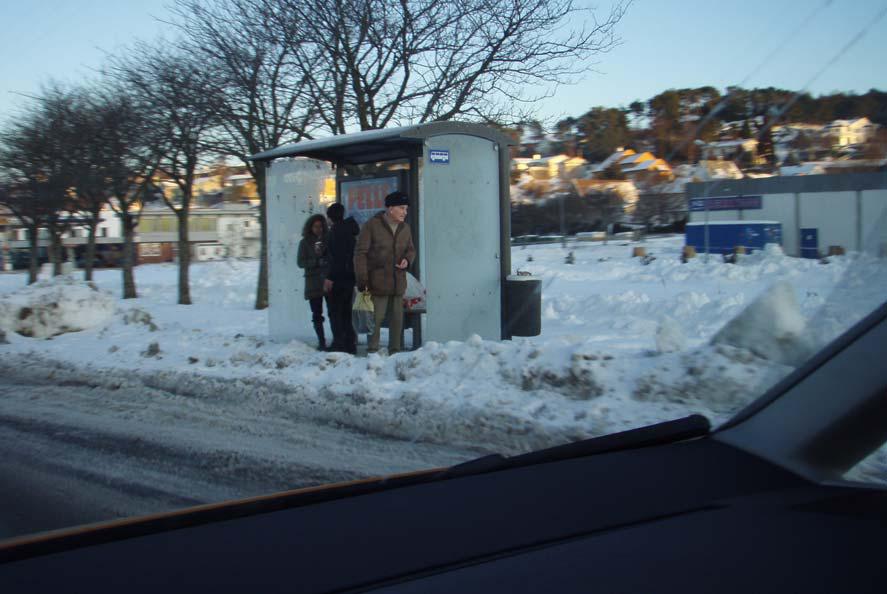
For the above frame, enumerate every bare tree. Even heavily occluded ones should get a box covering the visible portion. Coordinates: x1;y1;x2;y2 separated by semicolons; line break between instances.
0;88;78;279
0;181;50;284
587;189;625;239
91;89;163;299
268;0;629;131
634;191;685;230
170;0;626;308
169;0;318;309
108;43;222;305
64;90;111;282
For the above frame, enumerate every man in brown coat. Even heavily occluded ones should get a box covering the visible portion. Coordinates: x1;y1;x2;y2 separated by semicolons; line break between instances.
354;191;416;354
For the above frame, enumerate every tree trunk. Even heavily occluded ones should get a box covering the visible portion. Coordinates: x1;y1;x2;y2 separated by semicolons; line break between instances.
49;228;63;276
84;213;99;282
177;210;192;305
254;165;269;310
121;213;138;299
27;225;39;285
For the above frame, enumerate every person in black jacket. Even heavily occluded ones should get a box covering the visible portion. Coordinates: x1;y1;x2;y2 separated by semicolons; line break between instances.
323;203;360;354
297;214;329;350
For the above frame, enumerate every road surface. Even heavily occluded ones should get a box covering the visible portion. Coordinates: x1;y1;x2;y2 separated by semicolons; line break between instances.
0;374;476;541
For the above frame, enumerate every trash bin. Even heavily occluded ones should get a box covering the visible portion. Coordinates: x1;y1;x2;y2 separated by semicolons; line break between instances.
504;275;542;338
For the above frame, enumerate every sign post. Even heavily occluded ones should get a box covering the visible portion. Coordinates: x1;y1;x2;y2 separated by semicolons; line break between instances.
704;196;710;261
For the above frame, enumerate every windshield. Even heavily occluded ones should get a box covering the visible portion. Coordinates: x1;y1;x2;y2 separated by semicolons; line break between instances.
1;0;886;543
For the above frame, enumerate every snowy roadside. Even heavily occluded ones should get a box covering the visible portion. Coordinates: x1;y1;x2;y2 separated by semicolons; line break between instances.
2;236;887;462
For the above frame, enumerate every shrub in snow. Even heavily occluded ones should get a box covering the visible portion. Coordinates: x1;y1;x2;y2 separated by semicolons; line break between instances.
122;308;158;331
0;277;115;338
508;352;606;400
633;346;790;414
710;281;811;366
655;317;687;353
142;341;161;358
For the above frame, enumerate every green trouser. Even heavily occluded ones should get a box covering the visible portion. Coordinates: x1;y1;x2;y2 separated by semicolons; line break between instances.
369;295;403;353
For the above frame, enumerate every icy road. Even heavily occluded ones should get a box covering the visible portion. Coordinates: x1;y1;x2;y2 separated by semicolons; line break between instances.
0;373;477;540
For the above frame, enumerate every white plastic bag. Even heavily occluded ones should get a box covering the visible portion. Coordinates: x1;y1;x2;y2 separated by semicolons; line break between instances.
352;289;375;334
403;272;426;312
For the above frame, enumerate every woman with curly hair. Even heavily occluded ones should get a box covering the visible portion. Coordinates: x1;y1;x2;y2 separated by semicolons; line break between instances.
297;214;329;350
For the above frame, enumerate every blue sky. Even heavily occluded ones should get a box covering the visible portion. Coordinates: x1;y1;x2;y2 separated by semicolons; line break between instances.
1;0;885;124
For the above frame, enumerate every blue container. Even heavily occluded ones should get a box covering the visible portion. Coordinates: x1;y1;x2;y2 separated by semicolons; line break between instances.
685;221;782;255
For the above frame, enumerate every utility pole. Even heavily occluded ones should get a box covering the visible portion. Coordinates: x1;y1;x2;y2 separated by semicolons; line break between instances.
560;192;566;249
704;183;710;263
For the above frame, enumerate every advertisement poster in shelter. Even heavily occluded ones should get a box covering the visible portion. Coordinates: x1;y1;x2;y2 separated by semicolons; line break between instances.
340;176;400;225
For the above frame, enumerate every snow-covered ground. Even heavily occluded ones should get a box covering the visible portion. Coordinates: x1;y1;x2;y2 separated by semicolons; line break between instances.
1;235;885;479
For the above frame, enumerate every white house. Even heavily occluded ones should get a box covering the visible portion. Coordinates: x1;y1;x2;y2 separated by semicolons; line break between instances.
215;204;261;258
824;117;876;147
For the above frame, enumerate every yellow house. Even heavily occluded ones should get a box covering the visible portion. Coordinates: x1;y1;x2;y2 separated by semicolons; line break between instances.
590;148;636;176
621;157;673;185
615;151;656;170
512;157;534;173
590;148;675;185
194;170;226;196
525;154;588;180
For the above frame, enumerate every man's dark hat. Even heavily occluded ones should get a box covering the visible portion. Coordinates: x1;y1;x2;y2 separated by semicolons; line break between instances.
384;191;409;207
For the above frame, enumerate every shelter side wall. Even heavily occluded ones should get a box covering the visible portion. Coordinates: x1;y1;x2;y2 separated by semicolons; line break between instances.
267;159;330;343
420;134;502;342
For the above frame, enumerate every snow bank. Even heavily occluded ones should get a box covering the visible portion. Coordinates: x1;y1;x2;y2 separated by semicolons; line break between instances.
711;281;811;366
1;235;885;470
655;317;687;354
0;277;116;338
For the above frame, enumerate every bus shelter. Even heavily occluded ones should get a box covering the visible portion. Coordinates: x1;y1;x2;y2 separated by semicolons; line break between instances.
251;121;527;348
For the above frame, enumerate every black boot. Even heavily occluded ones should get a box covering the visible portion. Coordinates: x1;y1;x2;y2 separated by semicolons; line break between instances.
313;321;327;351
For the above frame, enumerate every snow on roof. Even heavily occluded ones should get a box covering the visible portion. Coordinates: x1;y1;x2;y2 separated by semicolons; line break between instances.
696;160;744;180
530;154;571;165
592;149;635;172
619;152;651;166
687;220;779;226
779;163;826;176
622;160;658;173
705;139;758;149
826;117;870;129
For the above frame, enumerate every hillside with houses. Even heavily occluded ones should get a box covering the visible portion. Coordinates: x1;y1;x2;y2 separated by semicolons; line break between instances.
1;87;885;269
507;87;887;236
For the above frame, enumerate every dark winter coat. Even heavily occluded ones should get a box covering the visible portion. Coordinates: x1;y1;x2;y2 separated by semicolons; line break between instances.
297;237;326;300
323;217;360;286
355;212;416;297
